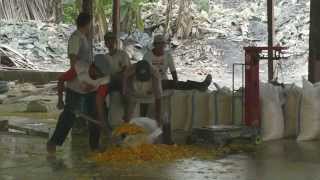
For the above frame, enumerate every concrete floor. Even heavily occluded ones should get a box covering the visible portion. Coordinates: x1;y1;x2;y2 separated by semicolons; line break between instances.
0;133;320;180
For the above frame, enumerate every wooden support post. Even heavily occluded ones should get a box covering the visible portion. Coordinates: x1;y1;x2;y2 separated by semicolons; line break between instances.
82;0;93;16
82;0;94;63
267;0;274;82
113;0;120;48
308;0;320;83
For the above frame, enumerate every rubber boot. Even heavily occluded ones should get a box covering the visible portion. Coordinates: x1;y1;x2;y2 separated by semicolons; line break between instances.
185;74;212;91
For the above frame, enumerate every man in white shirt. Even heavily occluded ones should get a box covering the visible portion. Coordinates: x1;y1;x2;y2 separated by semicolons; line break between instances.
94;32;131;129
103;32;131;90
47;13;101;155
143;35;212;91
140;35;212;116
122;61;162;124
121;60;174;144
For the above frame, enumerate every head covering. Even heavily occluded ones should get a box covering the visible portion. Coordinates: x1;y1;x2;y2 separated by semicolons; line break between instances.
136;61;151;82
93;54;111;76
153;34;166;44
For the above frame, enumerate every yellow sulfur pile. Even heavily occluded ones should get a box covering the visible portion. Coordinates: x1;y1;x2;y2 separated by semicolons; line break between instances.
91;143;257;165
112;123;146;137
92;144;219;165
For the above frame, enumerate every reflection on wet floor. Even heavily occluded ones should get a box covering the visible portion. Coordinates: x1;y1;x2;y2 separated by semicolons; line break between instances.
1;133;320;180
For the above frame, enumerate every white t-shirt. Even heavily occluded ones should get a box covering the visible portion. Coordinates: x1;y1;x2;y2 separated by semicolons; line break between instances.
67;30;90;63
66;30;93;94
142;50;176;80
105;50;131;76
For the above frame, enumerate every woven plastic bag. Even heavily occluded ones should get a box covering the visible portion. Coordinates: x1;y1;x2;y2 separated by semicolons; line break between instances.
122;117;162;147
297;79;320;141
260;83;284;141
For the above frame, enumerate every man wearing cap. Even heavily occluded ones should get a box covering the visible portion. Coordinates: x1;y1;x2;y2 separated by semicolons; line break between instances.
122;61;162;125
121;61;174;144
143;34;212;91
47;13;102;155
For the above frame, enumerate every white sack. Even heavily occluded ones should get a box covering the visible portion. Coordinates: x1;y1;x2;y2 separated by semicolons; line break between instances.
260;83;284;141
283;84;302;138
297;79;320;141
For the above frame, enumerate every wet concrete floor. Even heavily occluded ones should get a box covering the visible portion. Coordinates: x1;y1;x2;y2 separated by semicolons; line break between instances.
1;133;320;180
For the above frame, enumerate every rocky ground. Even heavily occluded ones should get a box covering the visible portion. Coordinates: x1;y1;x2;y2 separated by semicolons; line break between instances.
0;82;59;117
0;0;310;88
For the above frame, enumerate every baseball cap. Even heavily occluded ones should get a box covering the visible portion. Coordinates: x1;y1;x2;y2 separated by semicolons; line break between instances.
136;61;151;82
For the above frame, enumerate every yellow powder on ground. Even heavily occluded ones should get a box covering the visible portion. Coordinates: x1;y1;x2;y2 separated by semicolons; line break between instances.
91;143;257;165
91;144;222;165
112;123;146;137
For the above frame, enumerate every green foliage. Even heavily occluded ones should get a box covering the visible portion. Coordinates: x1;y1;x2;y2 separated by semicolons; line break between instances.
96;0;113;17
63;4;78;24
120;0;145;33
193;0;209;12
63;0;152;32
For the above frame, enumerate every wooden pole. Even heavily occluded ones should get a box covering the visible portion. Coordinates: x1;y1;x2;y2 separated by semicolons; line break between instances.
267;0;274;82
82;0;94;63
112;0;120;48
82;0;93;15
308;0;320;83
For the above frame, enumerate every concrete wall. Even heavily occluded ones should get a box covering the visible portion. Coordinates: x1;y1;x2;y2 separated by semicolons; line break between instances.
0;71;62;83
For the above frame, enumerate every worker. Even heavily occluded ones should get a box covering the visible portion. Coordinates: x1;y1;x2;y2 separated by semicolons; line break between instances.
94;32;132;127
142;34;212;91
103;32;131;91
47;13;101;155
121;60;173;144
122;60;162;125
140;34;212;115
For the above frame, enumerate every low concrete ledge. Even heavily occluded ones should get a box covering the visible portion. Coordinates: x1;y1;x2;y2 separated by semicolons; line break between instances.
0;70;63;83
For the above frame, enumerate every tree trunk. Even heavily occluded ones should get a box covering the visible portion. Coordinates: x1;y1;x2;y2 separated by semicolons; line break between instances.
82;0;93;15
308;0;320;83
50;0;63;23
113;0;120;48
164;0;173;35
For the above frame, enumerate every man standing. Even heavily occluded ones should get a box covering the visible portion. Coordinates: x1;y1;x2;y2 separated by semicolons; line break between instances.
47;13;100;154
103;32;131;91
95;32;131;125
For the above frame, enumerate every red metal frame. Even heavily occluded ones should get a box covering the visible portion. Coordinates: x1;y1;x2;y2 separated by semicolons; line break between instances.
243;46;287;128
